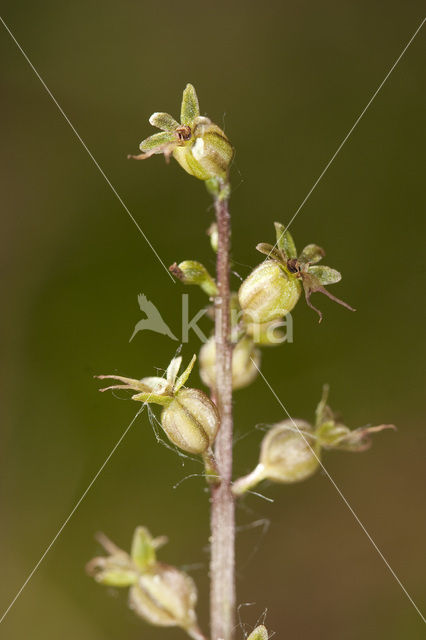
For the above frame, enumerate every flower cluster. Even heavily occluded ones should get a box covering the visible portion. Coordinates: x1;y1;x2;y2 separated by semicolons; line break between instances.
91;84;394;639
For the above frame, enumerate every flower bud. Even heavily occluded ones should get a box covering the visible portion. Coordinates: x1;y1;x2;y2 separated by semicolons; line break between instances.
169;260;218;296
199;335;261;390
161;388;219;454
238;261;301;324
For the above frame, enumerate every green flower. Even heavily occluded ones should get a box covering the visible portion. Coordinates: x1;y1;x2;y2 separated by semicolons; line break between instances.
86;527;205;639
232;386;395;496
129;84;233;183
246;222;356;322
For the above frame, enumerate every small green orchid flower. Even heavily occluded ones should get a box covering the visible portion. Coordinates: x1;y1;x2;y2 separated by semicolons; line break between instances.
239;222;356;323
96;355;220;479
129;83;233;184
86;527;205;640
232;387;395;496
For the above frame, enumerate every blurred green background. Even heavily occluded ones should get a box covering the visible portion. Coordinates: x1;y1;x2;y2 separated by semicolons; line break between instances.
1;1;425;638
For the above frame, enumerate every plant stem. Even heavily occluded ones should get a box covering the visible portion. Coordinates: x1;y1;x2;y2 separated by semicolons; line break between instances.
210;193;235;640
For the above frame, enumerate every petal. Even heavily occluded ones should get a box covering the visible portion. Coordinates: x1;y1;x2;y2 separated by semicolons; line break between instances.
299;243;325;265
174;354;197;391
180;83;200;125
149;112;179;131
130;526;157;570
139;131;177;153
325;423;396;452
274;222;297;259
166;356;182;385
309;265;342;285
302;272;355;322
139;376;173;395
315;384;332;427
256;242;284;263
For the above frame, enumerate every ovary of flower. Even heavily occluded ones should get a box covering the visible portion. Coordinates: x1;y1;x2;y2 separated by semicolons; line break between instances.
192;137;205;161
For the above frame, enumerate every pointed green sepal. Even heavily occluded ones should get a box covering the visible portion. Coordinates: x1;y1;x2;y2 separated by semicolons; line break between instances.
256;243;285;263
309;265;342;285
274;222;297;259
315;384;333;428
174;354;197;392
149;112;179;131
130;526;167;571
139;130;177;153
180;83;200;125
247;626;269;640
299;243;325;265
132;391;173;406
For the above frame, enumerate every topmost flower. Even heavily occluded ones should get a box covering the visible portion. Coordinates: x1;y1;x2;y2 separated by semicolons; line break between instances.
129;84;233;184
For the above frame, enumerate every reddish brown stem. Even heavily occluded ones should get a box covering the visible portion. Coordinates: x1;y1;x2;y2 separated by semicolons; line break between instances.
210;195;235;640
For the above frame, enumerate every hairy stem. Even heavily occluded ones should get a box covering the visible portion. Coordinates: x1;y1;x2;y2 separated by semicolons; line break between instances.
210;194;235;640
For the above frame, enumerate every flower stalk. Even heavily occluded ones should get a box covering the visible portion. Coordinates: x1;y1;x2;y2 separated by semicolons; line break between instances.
210;190;236;640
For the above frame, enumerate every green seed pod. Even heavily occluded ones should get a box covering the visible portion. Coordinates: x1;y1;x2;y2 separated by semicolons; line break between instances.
232;420;320;496
129;564;199;633
173;116;233;182
161;388;220;455
199;336;261;390
259;420;320;482
239;260;302;324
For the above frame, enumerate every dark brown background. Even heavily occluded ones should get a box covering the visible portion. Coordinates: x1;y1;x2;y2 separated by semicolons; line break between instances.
1;1;425;638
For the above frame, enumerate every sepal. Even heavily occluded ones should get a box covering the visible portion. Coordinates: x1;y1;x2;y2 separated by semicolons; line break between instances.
248;626;269;640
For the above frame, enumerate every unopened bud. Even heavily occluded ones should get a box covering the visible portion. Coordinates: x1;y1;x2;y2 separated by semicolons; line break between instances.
199;336;261;390
238;261;302;324
170;260;218;296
